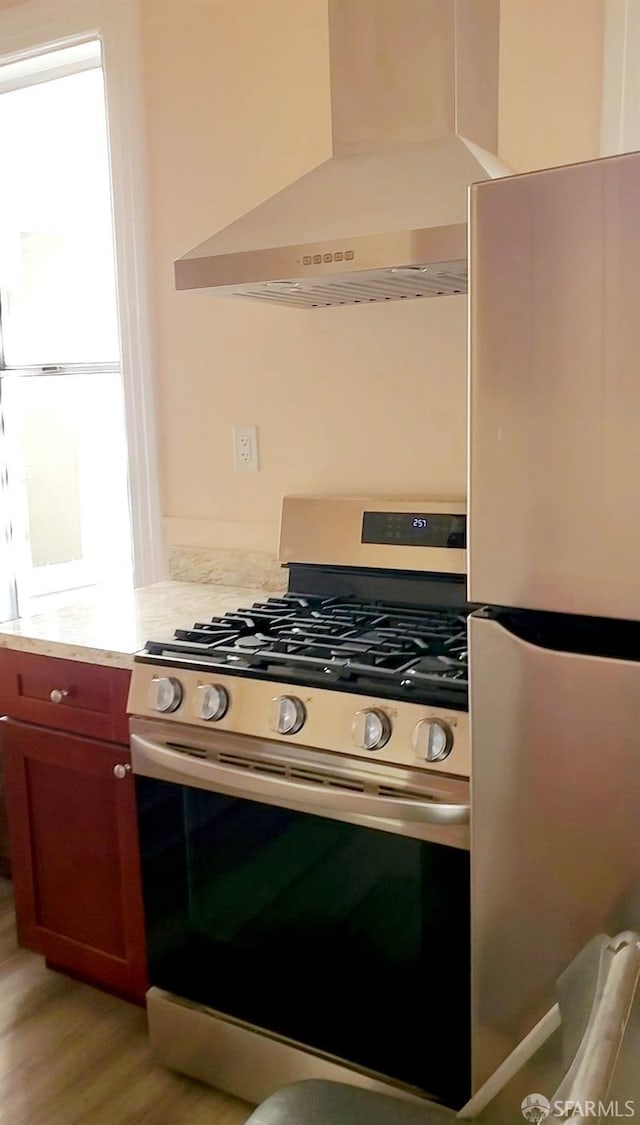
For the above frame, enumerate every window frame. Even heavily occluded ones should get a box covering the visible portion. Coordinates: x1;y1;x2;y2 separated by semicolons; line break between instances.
0;0;164;611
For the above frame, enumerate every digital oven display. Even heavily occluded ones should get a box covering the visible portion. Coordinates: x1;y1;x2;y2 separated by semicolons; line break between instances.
361;511;466;549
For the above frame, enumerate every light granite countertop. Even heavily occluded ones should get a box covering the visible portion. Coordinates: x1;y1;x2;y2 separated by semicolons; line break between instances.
0;581;279;669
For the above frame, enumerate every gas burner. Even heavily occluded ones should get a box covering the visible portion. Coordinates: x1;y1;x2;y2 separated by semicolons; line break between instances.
142;594;470;708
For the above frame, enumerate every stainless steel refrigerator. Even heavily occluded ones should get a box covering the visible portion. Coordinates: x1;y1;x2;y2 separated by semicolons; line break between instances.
468;151;640;1096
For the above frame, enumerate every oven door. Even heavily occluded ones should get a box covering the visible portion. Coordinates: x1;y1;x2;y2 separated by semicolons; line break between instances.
131;717;471;1106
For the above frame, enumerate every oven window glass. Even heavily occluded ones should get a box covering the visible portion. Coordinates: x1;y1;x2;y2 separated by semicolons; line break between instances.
136;777;470;1106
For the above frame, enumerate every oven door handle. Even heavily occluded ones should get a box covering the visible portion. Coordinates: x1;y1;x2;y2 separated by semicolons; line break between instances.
130;733;470;827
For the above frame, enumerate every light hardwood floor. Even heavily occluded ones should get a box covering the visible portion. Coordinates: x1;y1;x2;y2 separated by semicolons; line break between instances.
0;879;253;1125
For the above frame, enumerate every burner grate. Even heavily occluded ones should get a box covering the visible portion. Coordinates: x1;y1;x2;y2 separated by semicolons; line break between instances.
142;593;470;706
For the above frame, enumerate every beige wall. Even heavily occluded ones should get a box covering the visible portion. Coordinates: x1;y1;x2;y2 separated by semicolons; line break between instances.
140;0;606;560
498;0;605;172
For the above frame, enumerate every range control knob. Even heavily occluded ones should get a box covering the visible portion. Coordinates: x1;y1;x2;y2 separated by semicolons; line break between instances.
270;696;306;736
196;683;229;722
150;676;183;714
412;719;453;762
352;709;391;752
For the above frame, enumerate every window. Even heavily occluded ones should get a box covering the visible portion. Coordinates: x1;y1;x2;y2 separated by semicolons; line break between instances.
0;41;134;616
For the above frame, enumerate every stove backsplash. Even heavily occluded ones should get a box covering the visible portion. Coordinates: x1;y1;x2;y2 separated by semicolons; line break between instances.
167;545;285;593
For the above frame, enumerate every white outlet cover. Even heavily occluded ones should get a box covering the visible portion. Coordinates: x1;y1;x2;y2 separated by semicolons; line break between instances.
232;425;259;472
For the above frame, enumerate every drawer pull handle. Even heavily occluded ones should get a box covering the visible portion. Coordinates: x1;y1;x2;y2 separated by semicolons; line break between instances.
113;763;132;780
49;689;69;704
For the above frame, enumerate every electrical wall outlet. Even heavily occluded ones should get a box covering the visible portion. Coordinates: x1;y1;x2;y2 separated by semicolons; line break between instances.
233;425;259;472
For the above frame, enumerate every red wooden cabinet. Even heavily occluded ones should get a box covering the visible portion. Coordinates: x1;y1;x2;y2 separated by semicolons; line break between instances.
0;651;147;1003
0;750;10;878
0;649;130;743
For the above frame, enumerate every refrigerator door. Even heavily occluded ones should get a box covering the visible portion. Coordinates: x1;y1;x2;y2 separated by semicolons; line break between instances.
470;612;640;1090
469;151;640;618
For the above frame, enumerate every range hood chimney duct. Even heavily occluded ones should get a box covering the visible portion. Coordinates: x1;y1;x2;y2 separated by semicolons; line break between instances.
175;0;508;309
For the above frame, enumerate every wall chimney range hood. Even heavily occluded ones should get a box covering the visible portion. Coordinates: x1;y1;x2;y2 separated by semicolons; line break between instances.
175;0;508;309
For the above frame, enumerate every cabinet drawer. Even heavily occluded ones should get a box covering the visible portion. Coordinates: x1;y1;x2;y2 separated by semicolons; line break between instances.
0;650;130;743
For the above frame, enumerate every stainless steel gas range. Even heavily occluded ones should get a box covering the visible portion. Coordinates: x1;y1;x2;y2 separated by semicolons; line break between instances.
128;496;473;1108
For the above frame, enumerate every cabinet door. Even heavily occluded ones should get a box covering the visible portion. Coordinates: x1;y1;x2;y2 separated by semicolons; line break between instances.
0;750;10;877
1;719;146;1001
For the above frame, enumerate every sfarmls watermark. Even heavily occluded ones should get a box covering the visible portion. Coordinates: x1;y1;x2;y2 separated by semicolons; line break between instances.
521;1094;635;1122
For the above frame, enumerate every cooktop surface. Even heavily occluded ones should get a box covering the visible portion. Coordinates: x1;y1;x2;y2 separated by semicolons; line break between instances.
138;593;470;708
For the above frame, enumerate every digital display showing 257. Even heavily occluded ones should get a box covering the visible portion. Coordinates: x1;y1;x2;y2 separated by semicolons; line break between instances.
361;511;466;548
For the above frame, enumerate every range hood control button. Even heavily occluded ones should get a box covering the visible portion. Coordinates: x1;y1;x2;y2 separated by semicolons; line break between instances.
412;719;453;762
196;684;229;722
270;696;306;736
150;676;183;714
352;709;391;752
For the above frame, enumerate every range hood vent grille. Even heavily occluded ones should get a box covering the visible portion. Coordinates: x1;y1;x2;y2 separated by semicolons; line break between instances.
237;262;468;309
